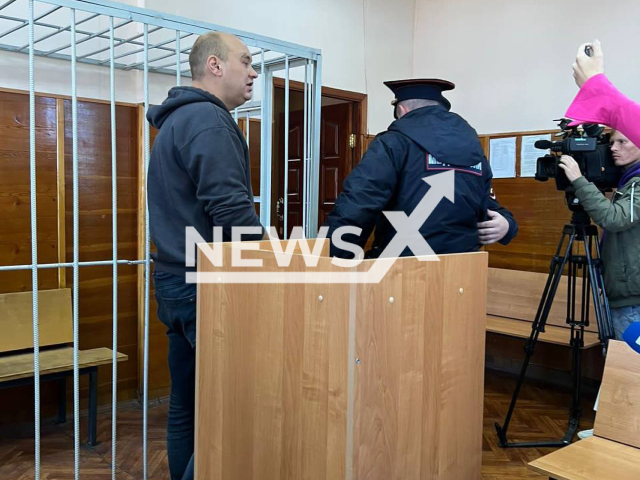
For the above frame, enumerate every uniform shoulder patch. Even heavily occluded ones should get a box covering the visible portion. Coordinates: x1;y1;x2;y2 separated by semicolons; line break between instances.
426;154;482;176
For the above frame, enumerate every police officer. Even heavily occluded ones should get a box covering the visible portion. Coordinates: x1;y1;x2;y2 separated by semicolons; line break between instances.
325;78;518;258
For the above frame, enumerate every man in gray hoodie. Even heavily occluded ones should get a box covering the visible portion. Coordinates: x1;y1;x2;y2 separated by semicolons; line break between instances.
146;31;263;480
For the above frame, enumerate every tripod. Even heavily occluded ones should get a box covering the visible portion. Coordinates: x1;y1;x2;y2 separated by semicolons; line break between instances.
495;205;615;448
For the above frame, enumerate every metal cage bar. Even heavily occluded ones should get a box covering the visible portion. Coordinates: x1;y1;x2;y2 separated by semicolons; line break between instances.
308;57;322;238
141;21;151;480
284;54;290;240
302;61;308;233
138;48;189;71
259;48;268;226
175;29;180;86
0;4;61;40
70;7;81;479
109;14;118;480
245;110;250;154
27;1;41;478
0;0;19;12
17;12;99;51
0;259;148;272
76;25;161;60
96;30;187;65
41;18;133;56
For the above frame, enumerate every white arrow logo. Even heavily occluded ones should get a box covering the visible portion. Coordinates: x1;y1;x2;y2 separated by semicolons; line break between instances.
188;170;456;284
380;170;455;259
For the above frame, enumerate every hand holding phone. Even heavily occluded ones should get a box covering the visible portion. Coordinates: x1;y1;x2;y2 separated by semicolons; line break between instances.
573;40;604;88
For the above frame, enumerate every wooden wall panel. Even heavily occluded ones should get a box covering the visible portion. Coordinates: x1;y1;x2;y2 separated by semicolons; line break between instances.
0;91;176;427
141;122;171;399
56;98;67;288
238;117;262;198
0;92;59;293
363;133;376;153
0;92;148;424
60;99;139;401
485;176;576;273
0;92;64;423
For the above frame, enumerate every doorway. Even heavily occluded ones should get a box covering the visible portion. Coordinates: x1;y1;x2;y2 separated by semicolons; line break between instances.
272;79;367;238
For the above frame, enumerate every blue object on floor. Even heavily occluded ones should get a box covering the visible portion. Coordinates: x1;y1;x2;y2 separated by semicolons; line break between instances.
623;322;640;354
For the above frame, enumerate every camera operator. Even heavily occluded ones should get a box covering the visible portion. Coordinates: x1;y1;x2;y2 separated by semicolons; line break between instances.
567;39;640;147
559;133;640;340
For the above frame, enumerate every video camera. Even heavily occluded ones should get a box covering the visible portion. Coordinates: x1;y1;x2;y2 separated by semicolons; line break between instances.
535;119;621;191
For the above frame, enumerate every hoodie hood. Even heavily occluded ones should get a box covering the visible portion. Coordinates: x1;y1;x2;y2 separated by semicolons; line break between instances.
147;86;228;129
388;105;485;167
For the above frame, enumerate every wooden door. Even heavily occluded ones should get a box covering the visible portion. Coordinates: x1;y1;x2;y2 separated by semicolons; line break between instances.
318;102;352;227
277;102;353;238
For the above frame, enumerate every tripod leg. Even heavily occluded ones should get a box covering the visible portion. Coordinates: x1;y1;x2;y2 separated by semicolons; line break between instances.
560;232;608;444
495;231;576;447
564;327;583;443
564;258;584;444
585;233;615;348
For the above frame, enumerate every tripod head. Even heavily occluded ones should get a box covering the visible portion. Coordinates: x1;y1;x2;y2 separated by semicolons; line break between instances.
564;191;594;228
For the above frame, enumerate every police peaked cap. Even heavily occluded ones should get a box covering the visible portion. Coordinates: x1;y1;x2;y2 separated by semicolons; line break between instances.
384;78;455;111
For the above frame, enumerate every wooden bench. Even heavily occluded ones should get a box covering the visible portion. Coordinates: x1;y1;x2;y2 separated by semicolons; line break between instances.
0;288;128;446
486;268;601;348
528;340;640;479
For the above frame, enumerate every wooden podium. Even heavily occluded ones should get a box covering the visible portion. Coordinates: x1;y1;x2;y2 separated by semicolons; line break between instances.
195;240;488;480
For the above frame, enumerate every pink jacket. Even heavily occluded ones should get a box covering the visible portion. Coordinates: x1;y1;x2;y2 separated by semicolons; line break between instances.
565;74;640;146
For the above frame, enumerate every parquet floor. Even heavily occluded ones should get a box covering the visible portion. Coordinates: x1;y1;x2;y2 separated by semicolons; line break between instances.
0;370;596;479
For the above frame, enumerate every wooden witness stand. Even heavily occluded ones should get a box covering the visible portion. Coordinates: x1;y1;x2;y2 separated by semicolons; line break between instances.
194;239;488;479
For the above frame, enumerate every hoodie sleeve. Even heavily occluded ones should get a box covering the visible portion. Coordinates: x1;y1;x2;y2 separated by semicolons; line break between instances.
180;125;264;239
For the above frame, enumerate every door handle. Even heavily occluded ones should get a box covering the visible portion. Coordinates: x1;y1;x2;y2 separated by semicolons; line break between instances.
276;197;284;221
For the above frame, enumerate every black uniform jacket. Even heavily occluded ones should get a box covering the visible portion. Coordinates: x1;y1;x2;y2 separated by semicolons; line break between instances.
325;104;518;258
